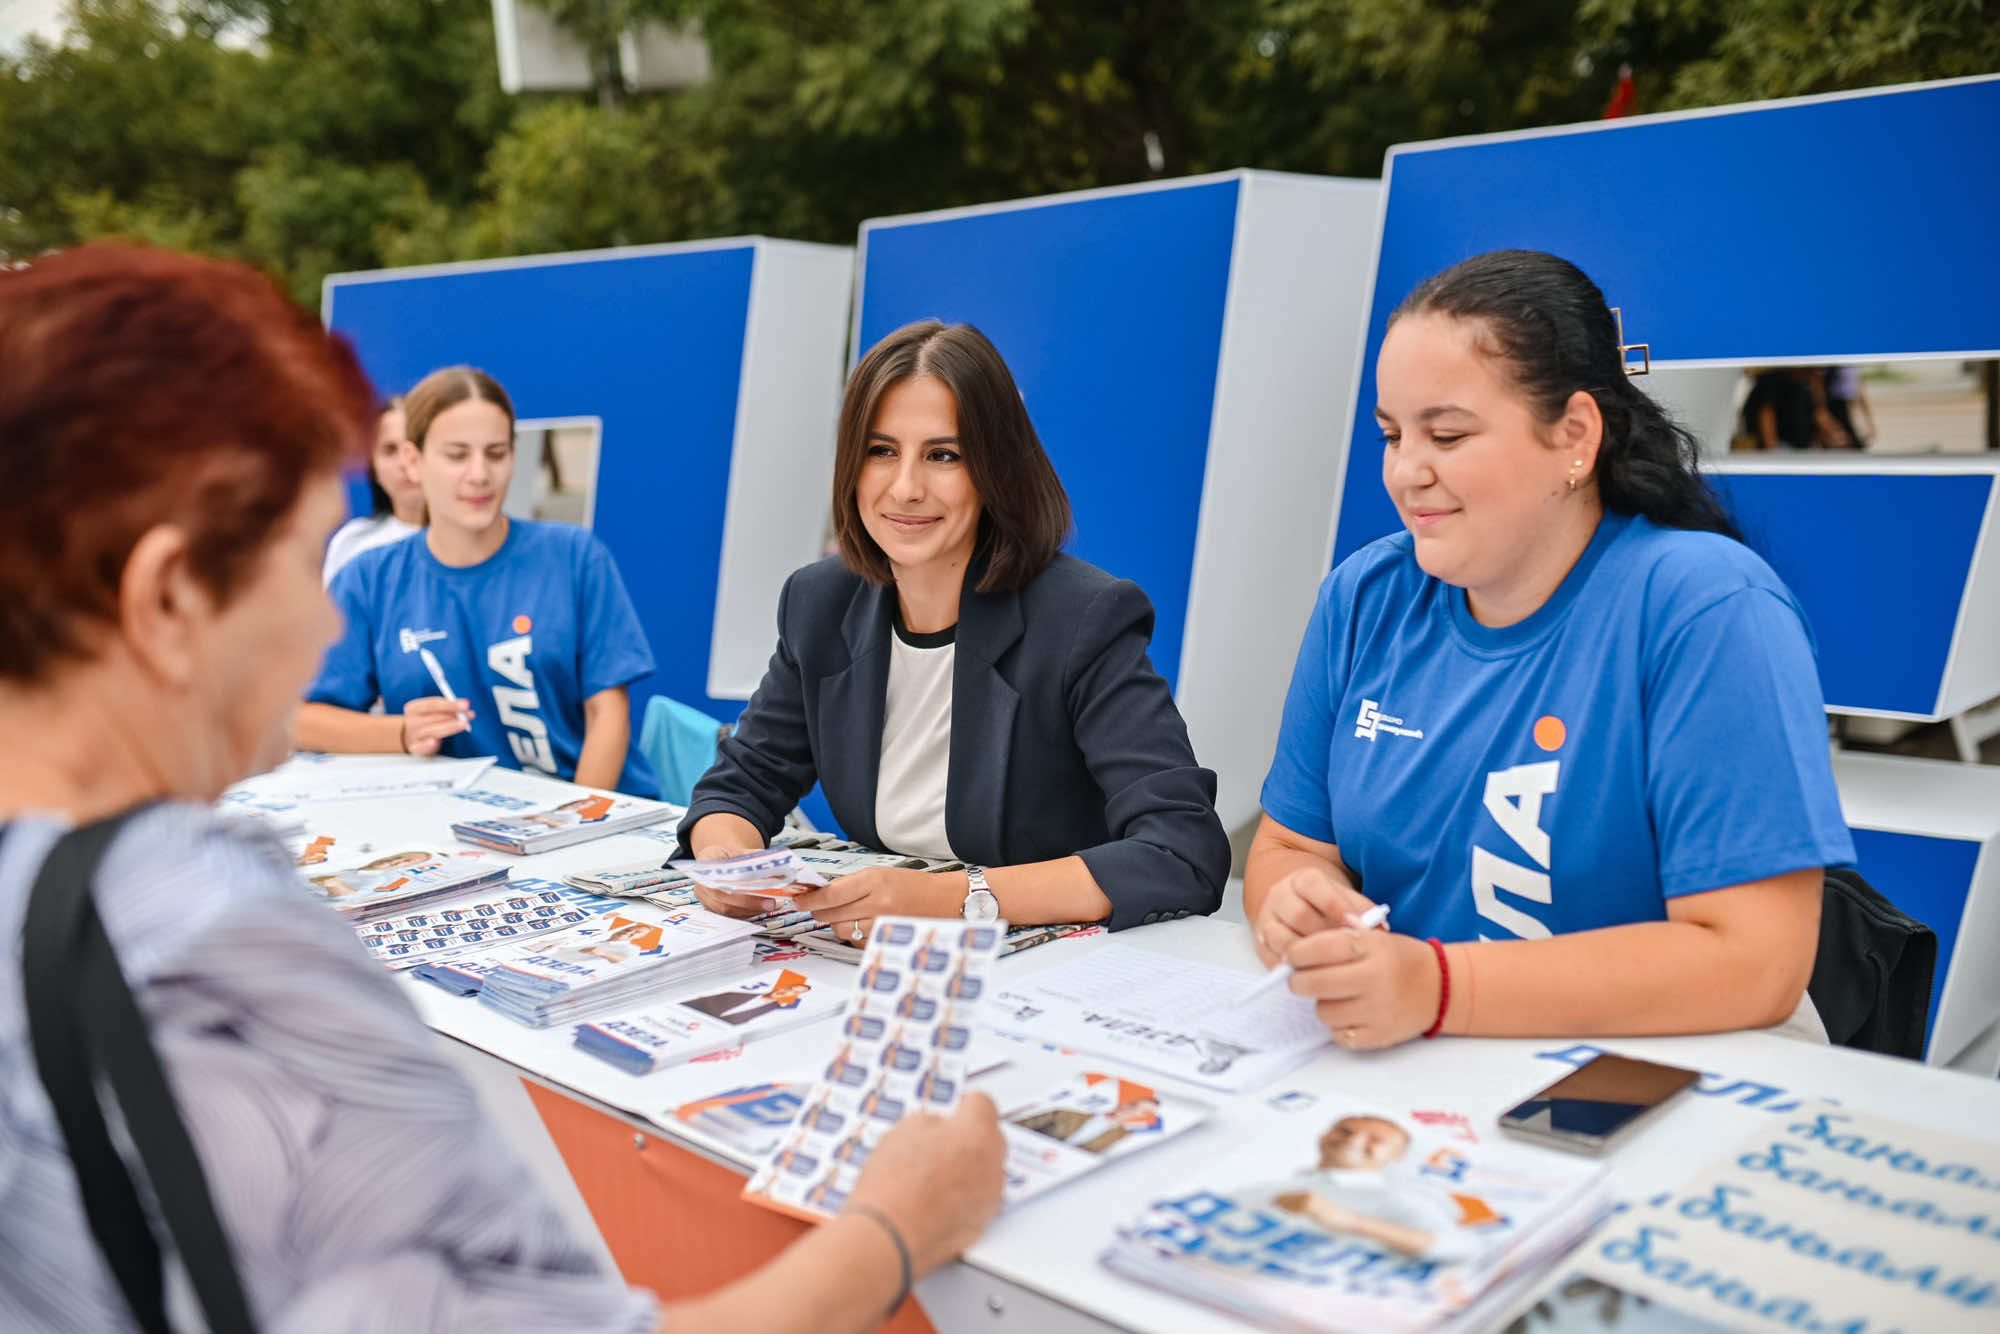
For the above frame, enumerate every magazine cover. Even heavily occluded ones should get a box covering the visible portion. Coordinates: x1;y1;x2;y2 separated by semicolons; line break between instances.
352;878;625;971
574;965;844;1074
742;917;1006;1221
451;790;681;854
999;1069;1208;1205
1103;1100;1609;1333
300;848;509;920
476;907;760;1027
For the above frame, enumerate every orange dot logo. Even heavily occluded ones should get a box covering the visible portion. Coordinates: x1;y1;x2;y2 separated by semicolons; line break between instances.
512;614;532;634
1533;716;1566;751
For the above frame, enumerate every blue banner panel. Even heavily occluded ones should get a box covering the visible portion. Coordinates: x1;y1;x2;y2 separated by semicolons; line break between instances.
857;180;1242;688
1711;472;1987;717
326;246;756;722
1849;827;1981;1058
1336;78;2000;565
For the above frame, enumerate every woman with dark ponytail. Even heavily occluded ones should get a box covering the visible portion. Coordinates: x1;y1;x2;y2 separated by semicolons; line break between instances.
1246;250;1851;1050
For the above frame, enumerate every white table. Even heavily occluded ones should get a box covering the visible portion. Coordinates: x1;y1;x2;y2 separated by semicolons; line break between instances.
276;760;2000;1333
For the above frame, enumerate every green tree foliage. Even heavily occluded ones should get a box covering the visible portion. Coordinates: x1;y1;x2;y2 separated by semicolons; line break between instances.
1;0;1994;307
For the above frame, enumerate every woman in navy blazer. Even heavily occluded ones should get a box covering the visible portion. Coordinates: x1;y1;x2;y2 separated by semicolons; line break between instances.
680;321;1229;937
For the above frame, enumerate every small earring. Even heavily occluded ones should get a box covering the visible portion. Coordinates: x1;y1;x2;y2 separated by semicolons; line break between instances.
1567;459;1583;492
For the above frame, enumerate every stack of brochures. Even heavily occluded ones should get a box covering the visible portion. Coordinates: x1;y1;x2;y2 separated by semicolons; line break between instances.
1100;1095;1609;1332
450;790;682;854
475;906;762;1027
573;964;846;1074
351;878;626;971
300;848;509;921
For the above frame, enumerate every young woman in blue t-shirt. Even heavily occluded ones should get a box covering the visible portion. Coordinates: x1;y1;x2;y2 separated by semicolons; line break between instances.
1248;250;1852;1050
296;367;658;794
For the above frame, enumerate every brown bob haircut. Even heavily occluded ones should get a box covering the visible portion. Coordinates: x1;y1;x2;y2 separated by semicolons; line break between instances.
832;320;1072;593
403;365;515;449
0;242;373;683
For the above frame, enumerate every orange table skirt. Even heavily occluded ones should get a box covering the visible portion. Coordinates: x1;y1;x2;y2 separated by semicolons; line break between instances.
525;1080;937;1332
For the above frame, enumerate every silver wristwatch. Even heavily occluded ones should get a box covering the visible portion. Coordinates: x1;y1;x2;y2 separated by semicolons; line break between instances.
961;866;1000;921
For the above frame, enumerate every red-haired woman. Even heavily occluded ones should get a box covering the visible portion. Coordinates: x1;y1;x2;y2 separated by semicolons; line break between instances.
0;244;1001;1333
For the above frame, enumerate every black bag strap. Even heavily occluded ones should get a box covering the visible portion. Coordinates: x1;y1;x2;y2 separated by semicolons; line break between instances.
21;807;259;1334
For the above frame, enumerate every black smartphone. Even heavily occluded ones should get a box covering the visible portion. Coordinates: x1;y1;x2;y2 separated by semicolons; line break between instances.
1496;1053;1700;1155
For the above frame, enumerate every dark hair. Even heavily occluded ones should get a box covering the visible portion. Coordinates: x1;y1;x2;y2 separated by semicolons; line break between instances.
404;366;514;450
366;395;406;517
0;242;373;682
1390;250;1739;539
833;321;1072;593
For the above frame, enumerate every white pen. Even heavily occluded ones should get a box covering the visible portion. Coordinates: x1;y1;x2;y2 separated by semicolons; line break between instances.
418;647;469;726
1240;902;1391;1005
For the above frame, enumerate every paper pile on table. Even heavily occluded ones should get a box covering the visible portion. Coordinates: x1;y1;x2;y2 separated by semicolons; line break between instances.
1102;1095;1609;1333
997;1068;1208;1206
573;964;845;1074
986;942;1331;1093
474;906;760;1027
300;847;509;922
351;877;625;971
450;790;681;854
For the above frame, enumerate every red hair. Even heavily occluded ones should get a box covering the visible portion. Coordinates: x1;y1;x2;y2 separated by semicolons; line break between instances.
0;243;375;681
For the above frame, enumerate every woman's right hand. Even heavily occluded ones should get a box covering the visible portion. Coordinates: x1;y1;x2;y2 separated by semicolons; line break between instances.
1253;860;1376;968
401;695;472;755
687;813;784;918
844;1093;1006;1275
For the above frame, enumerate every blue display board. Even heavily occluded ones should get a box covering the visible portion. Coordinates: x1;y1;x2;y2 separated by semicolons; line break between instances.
325;246;755;723
1849;827;1982;1058
1334;77;2000;565
855;180;1242;688
1710;472;1990;717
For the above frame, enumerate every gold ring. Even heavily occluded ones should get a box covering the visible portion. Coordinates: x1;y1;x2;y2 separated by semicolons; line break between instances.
1343;1026;1357;1046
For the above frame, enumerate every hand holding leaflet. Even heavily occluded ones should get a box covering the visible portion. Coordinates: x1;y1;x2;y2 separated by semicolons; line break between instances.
1239;903;1390;1007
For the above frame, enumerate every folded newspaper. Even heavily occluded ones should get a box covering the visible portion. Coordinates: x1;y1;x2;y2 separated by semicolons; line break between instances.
451;790;682;855
351;878;626;971
301;848;509;921
574;964;845;1074
1101;1098;1610;1333
475;906;761;1027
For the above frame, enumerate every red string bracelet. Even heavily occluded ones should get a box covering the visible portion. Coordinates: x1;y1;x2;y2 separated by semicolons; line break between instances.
1422;937;1450;1039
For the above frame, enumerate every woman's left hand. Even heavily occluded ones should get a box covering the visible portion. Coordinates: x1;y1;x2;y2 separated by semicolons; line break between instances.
1285;929;1443;1051
791;868;954;947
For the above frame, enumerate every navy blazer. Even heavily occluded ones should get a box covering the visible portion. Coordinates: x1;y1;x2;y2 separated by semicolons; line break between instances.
679;553;1229;930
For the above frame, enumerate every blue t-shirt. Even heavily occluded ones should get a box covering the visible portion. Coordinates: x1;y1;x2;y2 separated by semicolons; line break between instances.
1260;512;1853;944
311;519;660;796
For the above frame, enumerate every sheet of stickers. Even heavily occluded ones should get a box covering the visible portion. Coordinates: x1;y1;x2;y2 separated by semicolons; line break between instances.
743;915;1004;1220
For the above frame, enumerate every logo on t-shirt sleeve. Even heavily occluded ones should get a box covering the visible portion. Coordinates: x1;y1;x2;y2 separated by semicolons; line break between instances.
488;621;558;774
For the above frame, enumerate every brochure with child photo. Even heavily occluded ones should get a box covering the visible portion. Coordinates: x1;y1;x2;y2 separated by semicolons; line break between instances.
1102;1097;1610;1333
